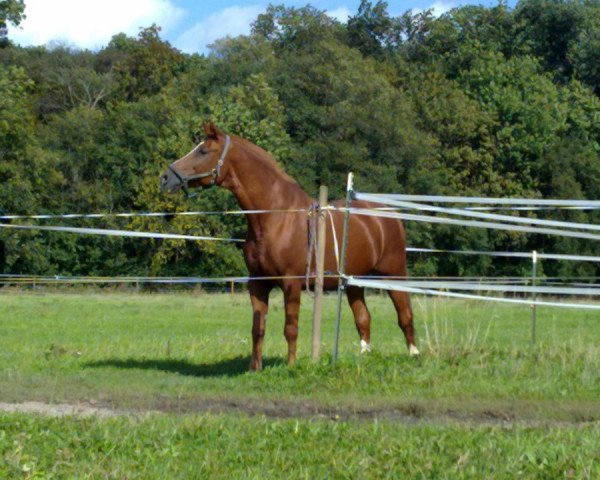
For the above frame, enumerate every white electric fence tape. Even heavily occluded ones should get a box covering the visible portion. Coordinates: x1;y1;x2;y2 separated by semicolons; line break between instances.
2;205;599;221
336;190;600;309
0;275;314;284
5;190;600;311
326;210;340;269
357;193;600;207
345;277;600;310
406;247;600;263
466;206;600;211
348;279;600;295
0;223;244;242
353;196;600;232
0;208;307;220
345;207;600;241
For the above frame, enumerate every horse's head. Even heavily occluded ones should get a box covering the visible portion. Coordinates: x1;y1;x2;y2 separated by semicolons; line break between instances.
160;122;231;195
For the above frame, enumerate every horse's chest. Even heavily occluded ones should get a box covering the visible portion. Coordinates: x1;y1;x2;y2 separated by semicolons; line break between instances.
243;236;303;275
243;240;272;274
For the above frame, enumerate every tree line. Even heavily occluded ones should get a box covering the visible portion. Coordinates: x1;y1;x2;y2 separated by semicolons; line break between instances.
2;0;600;279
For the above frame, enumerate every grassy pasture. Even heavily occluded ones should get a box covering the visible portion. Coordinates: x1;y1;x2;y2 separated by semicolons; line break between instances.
0;290;599;414
1;290;599;478
1;413;600;479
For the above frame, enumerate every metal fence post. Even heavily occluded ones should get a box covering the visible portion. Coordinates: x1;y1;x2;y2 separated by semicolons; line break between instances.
311;185;328;361
531;250;538;345
333;172;354;362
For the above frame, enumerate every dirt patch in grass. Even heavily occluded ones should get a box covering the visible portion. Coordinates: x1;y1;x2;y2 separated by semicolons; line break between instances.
2;397;600;427
0;401;123;418
148;395;600;425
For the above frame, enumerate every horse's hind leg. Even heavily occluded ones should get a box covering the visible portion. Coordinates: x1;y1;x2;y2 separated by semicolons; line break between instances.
249;280;273;371
346;286;372;353
387;290;420;356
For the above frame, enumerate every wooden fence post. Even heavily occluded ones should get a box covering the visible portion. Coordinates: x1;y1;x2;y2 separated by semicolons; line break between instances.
312;185;328;361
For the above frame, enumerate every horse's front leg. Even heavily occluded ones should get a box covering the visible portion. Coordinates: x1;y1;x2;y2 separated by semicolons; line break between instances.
282;279;302;365
248;280;272;371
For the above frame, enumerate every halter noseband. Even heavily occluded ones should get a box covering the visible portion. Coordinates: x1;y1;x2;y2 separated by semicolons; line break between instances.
169;135;231;196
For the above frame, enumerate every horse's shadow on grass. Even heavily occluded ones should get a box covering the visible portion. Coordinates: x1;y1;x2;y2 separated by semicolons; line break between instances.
84;356;285;378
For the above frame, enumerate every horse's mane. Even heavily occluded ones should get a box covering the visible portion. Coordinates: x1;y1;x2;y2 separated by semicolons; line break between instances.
235;136;309;196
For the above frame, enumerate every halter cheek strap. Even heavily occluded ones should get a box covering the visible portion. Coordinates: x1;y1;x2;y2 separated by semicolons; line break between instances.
169;135;231;195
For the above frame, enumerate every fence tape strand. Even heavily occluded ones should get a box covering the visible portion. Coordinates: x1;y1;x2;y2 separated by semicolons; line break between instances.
0;208;308;220
346;277;600;310
357;193;600;207
349;279;600;295
407;247;600;263
0;223;244;243
354;195;600;233
345;207;600;241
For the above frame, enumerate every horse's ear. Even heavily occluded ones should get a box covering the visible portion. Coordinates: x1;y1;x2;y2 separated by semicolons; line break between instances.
203;122;222;140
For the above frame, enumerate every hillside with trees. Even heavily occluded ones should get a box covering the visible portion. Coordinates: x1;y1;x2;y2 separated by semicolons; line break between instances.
2;0;600;279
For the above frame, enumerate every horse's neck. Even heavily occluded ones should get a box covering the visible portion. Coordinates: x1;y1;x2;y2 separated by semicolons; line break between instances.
221;143;312;236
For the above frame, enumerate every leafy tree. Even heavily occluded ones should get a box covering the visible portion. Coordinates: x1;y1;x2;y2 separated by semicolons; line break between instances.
514;0;585;80
0;66;59;214
405;67;498;195
0;0;25;45
0;66;66;273
208;35;276;90
347;0;396;57
98;25;186;102
252;4;344;52
459;52;569;193
3;0;600;279
569;4;600;94
270;33;433;197
207;74;294;168
398;4;516;71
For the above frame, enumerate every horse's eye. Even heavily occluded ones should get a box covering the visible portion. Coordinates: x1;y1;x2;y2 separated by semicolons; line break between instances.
198;147;208;155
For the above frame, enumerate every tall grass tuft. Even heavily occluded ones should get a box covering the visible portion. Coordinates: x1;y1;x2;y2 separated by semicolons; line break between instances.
415;296;493;358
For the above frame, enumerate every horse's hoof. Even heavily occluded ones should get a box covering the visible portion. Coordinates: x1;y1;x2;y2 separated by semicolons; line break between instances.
360;339;372;354
409;344;420;356
249;361;262;372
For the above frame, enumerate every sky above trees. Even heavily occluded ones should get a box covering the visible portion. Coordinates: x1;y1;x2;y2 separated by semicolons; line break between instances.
7;0;503;53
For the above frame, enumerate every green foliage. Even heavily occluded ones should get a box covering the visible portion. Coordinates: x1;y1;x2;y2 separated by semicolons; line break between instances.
98;25;187;102
252;4;343;50
515;0;585;79
570;4;600;94
460;53;567;191
2;1;600;278
347;0;398;57
0;0;24;42
207;73;294;165
208;35;276;88
0;65;33;164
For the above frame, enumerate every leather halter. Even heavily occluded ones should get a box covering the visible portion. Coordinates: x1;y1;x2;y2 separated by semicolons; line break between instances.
168;135;231;195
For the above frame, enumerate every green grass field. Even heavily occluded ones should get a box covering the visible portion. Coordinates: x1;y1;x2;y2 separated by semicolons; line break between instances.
2;413;599;479
1;290;599;478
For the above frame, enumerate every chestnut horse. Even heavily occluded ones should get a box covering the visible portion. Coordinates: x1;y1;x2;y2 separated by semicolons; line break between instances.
160;123;418;370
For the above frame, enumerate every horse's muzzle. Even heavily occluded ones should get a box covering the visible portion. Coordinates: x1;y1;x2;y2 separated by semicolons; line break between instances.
159;168;181;194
